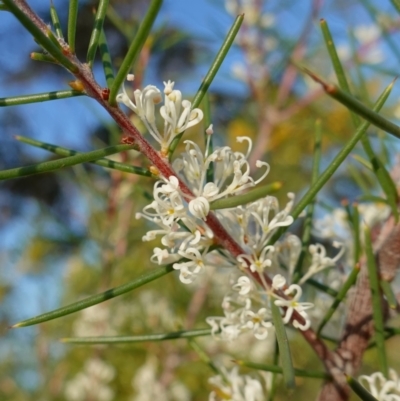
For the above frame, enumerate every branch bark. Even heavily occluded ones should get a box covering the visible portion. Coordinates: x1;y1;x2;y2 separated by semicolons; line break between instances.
317;216;400;400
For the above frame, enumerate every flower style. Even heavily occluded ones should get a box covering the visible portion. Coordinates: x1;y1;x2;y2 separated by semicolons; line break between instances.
359;369;400;401
117;77;203;153
173;137;269;220
299;241;345;285
230;194;294;276
227;194;295;255
272;275;314;331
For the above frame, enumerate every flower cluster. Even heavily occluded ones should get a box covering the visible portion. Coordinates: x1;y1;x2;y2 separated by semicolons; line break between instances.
173;136;269;220
207;271;316;341
117;76;204;154
207;275;273;341
136;130;270;284
359;369;400;401
122;79;346;341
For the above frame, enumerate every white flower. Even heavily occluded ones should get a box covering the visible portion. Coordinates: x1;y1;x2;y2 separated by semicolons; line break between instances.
188;196;210;220
272;274;286;290
354;24;380;44
260;13;275;28
237;245;275;274
207;295;250;341
173;247;208;284
359;369;400;400
243;307;273;340
160;82;203;142
209;366;264;401
358;202;391;228
116;83;162;124
207;277;274;341
299;241;345;285
117;78;203;152
64;358;115;401
354;24;384;64
173;137;270;206
273;275;314;331
142;179;186;226
232;276;253;295
150;247;181;265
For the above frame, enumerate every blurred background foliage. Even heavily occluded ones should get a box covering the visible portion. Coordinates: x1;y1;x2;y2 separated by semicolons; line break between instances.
1;0;400;400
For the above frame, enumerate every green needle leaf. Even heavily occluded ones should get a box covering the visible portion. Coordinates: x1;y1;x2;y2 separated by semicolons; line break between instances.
320;19;353;96
188;339;221;376
349;203;361;264
99;28;115;87
12;265;173;328
0;90;84;107
203;94;214;184
267;341;280;401
106;5;131;39
61;328;212;344
209;182;282;210
358;195;389;204
2;0;77;72
317;265;360;336
365;226;388;378
191;14;244;110
305;70;400;140
367;327;400;349
352;154;373;170
30;52;58;64
68;0;79;54
293;120;322;283
391;0;400;14
109;0;163;105
168;14;244;157
320;19;361;127
86;0;110;68
380;280;397;309
327;35;400;222
0;144;136;181
347;375;379;401
15;135;152;177
236;361;330;380
306;279;338;297
271;300;295;389
49;0;64;39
